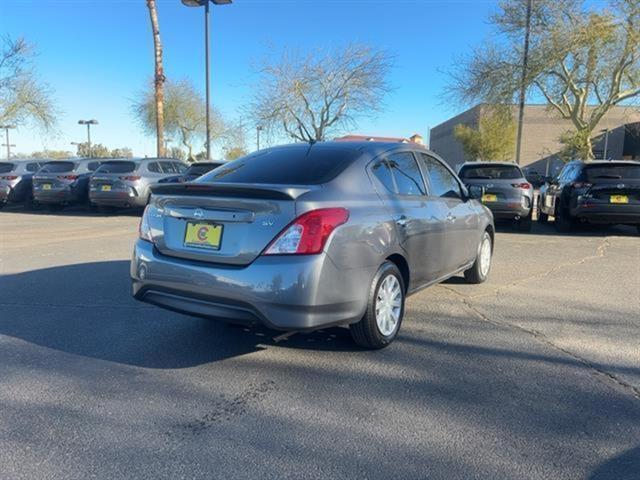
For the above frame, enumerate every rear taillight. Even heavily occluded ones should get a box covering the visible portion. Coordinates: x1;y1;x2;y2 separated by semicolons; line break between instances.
139;206;153;243
1;175;18;180
263;208;349;255
120;176;141;181
571;182;592;189
511;182;532;189
58;175;78;180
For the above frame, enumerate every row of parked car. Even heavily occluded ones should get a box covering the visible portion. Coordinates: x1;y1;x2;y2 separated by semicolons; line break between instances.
0;158;223;211
457;159;640;233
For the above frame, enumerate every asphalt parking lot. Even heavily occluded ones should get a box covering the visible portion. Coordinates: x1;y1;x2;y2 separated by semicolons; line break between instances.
1;208;639;480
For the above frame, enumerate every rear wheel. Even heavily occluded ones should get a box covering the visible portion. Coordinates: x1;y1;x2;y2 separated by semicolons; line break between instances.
517;211;533;232
538;210;549;224
350;261;405;349
555;205;573;233
464;231;492;284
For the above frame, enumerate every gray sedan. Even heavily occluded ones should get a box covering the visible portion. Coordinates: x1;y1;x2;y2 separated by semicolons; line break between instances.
131;142;494;348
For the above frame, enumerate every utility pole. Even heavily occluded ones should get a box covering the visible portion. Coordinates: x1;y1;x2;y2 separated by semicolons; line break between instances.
256;125;263;151
0;125;16;159
515;0;532;166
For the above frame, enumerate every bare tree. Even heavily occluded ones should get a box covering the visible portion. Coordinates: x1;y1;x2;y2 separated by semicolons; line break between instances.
146;0;165;157
448;0;640;159
250;44;393;143
0;36;57;129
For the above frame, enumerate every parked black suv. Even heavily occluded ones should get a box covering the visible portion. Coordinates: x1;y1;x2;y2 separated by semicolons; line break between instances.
539;160;640;232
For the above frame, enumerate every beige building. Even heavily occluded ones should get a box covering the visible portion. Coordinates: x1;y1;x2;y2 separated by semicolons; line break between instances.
430;104;640;175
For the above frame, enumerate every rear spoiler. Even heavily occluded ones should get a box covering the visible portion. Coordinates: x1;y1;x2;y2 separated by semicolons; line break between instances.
150;182;315;201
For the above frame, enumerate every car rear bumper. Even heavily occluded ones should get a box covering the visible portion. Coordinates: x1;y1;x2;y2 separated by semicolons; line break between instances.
482;201;531;219
130;239;372;331
33;188;83;205
90;190;146;208
573;203;640;224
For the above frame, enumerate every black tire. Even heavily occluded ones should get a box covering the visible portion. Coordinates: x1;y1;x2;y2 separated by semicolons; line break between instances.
23;193;35;211
47;204;64;212
464;231;493;284
555;205;573;233
517;212;533;232
538;210;549;224
350;261;405;349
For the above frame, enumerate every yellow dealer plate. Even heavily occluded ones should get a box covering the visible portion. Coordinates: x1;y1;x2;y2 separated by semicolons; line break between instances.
610;195;628;204
482;194;498;202
42;184;52;190
184;222;223;250
101;185;112;192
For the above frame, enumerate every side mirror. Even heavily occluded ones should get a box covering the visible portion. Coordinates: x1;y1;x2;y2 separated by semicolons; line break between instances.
468;185;485;200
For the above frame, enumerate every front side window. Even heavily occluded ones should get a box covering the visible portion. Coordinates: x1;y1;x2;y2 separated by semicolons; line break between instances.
160;161;177;174
387;152;426;196
419;154;462;199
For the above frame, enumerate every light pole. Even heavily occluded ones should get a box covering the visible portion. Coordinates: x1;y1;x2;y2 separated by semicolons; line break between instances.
256;125;263;151
601;129;610;160
181;0;232;160
0;125;16;159
515;0;533;165
78;119;98;157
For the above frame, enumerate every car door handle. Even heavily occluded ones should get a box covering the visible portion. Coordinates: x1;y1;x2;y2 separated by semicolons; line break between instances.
395;215;408;226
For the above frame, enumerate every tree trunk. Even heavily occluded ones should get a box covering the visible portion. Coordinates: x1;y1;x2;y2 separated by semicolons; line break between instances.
146;0;165;158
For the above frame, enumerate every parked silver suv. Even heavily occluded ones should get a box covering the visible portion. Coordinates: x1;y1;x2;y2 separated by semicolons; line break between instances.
0;160;46;209
458;162;533;231
32;159;102;208
131;142;494;348
89;158;188;209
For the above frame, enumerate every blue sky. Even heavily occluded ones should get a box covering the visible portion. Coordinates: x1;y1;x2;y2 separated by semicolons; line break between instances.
1;0;497;157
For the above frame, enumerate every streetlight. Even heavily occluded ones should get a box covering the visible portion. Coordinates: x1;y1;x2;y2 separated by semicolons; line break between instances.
78;119;98;157
181;0;232;160
601;128;610;160
256;125;263;151
164;138;173;153
0;125;16;159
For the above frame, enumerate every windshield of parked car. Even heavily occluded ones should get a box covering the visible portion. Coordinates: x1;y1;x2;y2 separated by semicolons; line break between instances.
459;165;522;180
198;146;360;185
39;162;76;173
584;164;640;181
187;163;222;176
0;163;16;173
95;161;137;174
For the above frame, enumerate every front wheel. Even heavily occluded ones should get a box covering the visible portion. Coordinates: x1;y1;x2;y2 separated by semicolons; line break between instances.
464;231;492;284
350;261;405;349
555;205;573;233
517;211;533;232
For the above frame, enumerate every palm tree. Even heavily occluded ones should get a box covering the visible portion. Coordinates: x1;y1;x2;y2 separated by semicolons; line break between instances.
146;0;165;157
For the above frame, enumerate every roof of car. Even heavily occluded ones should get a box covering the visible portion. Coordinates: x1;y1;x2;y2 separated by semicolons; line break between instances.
459;161;520;167
577;160;640;166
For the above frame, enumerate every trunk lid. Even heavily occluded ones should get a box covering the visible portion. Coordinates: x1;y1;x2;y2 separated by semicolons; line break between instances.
148;182;314;266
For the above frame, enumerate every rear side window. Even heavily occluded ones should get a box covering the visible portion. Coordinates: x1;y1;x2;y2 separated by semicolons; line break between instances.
0;163;16;173
419;154;462;199
26;163;40;172
387;152;426;196
584;164;640;181
95;161;137;174
371;160;396;193
147;162;161;173
199;146;360;185
40;162;76;173
459;164;522;180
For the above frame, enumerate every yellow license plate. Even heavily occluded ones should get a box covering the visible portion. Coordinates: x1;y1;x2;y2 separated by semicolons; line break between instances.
482;194;498;202
101;185;112;192
42;184;52;190
610;195;628;204
184;222;223;250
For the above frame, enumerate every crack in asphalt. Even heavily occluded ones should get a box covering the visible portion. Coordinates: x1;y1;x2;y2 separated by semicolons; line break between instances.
437;236;640;401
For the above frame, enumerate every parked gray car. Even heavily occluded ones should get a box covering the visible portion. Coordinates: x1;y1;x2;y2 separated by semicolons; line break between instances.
0;159;46;209
32;158;102;208
131;142;494;348
458;162;533;231
89;158;188;209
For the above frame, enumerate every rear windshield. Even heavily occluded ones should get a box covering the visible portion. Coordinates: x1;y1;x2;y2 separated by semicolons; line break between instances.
40;162;76;173
187;163;222;176
584;164;640;181
198;146;360;185
459;165;522;180
95;161;137;174
0;163;15;174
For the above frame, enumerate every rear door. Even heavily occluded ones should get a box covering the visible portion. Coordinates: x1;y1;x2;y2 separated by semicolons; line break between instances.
418;153;479;272
370;151;446;285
